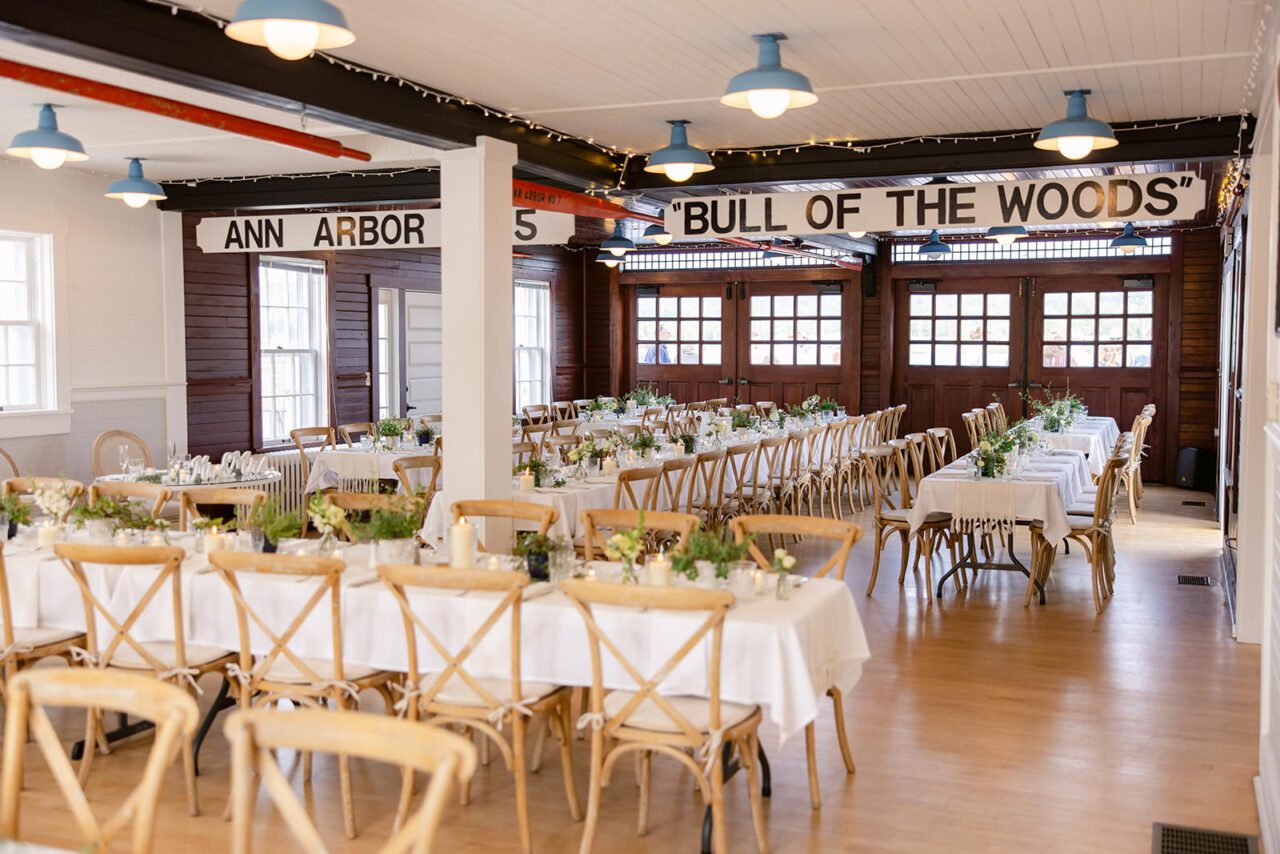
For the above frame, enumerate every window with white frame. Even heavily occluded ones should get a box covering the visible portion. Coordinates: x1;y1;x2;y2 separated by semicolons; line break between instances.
376;289;399;420
513;280;551;410
0;231;53;412
258;257;328;444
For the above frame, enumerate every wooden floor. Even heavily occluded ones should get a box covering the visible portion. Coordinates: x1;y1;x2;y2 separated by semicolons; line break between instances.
4;486;1260;852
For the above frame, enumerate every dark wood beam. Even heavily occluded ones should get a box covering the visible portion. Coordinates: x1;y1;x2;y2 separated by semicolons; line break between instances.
622;115;1252;190
157;169;442;211
0;0;622;189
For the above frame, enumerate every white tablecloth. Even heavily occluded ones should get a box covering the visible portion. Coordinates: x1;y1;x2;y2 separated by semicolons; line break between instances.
907;449;1090;544
94;471;282;493
7;538;868;743
304;447;435;493
1033;416;1120;476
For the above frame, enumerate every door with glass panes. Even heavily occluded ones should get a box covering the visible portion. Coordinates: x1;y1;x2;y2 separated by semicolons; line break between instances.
736;281;846;406
633;284;733;402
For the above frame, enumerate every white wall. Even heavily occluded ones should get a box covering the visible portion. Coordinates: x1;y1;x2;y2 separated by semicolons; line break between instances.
0;159;185;483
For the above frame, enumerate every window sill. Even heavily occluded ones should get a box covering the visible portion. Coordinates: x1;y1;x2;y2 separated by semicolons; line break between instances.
0;408;73;440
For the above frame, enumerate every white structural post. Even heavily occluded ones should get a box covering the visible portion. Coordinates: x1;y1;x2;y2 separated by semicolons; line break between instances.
439;136;517;551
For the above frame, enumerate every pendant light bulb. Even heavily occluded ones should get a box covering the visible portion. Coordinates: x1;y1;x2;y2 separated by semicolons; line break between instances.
994;233;1018;246
1034;89;1117;161
662;162;696;183
226;0;356;60
1055;136;1095;161
746;89;792;120
644;120;713;183
29;147;68;170
847;230;866;239
121;193;152;209
721;34;818;119
262;19;322;59
6;104;87;170
608;246;628;257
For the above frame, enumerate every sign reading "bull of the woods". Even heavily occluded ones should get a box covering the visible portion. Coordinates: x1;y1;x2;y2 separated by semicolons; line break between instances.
195;207;575;253
666;171;1206;239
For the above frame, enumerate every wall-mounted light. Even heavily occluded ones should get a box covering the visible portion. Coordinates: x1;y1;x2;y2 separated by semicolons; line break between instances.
226;0;356;60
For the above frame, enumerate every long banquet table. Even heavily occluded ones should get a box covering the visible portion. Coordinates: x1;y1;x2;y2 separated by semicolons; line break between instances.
5;532;868;742
1031;415;1121;476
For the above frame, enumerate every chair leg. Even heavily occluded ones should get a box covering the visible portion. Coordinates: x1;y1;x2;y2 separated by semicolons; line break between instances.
530;713;547;773
554;699;583;821
181;737;200;816
867;527;886;596
741;734;769;854
578;729;605;854
637;749;651;837
710;748;728;854
896;529;910;584
804;721;821;810
512;715;532;854
828;688;855;774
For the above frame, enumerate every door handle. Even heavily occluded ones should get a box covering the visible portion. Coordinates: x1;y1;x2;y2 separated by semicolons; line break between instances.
405;404;417;411
718;378;734;385
737;378;749;384
1027;382;1044;389
1007;382;1023;388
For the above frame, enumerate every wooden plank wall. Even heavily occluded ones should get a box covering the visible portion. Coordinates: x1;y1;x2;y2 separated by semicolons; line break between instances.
1176;230;1222;456
182;212;587;457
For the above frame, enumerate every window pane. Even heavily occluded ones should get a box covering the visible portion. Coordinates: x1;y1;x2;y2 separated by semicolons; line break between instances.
1127;344;1152;367
657;320;677;341
934;344;957;366
1070;318;1096;341
0;240;26;280
1098;344;1123;367
658;297;678;317
820;294;841;316
1069;344;1095;367
934;319;957;341
819;344;841;365
772;344;794;365
960;294;983;316
1044;318;1067;342
796;295;818;316
773;295;794;316
1098;317;1123;341
679;343;700;364
7;366;34;406
702;344;722;365
1128;291;1153;314
910;294;932;316
1071;292;1096;315
750;344;771;365
636;320;656;341
796;319;818;341
1043;345;1066;367
986;345;1009;367
6;325;33;364
680;297;700;317
750;296;771;316
701;297;721;318
1098;292;1124;314
773;320;794;341
960;319;983;341
908;344;932;366
934;294;957;315
637;297;656;318
702;320;722;342
0;283;27;322
679;320;699;341
986;319;1009;342
1127;317;1152;341
909;319;932;341
750;320;770;341
796;343;818;365
637;344;655;365
819;319;840;341
959;344;983;366
987;294;1010;316
1044;293;1068;315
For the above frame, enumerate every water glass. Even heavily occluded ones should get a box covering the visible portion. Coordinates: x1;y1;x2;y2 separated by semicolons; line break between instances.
548;540;575;588
126;458;145;477
728;561;757;602
239;527;265;552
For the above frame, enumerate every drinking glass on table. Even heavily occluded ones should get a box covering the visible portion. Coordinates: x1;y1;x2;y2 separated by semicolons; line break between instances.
126;458;145;477
119;444;130;475
239;527;265;553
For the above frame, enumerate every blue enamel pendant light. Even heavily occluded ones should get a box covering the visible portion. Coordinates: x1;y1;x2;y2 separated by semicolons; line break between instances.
225;0;355;60
105;158;166;208
595;250;621;268
985;225;1027;246
644;216;673;245
918;230;950;259
6;104;87;170
721;33;818;119
601;221;636;257
1034;89;1118;161
1110;223;1147;254
644;120;714;183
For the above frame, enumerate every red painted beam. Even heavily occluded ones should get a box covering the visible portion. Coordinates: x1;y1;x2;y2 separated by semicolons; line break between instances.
0;58;371;162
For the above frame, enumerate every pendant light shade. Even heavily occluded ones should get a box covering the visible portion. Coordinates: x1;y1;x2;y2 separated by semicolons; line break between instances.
918;230;950;260
643;219;673;246
6;104;87;170
600;222;635;257
105;158;166;208
595;250;621;268
226;0;355;60
721;33;818;119
985;225;1027;246
644;121;714;183
1034;89;1117;161
1110;223;1147;254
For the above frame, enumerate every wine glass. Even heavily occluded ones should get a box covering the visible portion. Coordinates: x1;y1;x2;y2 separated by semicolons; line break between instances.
166;440;178;468
118;444;130;475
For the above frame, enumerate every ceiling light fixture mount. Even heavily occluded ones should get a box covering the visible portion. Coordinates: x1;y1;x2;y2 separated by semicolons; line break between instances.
721;33;818;119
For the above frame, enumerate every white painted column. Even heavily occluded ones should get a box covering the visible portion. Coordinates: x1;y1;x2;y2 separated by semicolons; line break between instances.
439;136;517;552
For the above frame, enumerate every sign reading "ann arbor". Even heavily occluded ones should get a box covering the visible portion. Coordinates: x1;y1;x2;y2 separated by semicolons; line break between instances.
666;171;1206;240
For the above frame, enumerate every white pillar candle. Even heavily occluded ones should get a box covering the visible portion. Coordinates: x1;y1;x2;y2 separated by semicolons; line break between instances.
647;554;671;587
450;517;475;569
487;554;502;572
147;532;165;547
753;569;768;594
115;529;131;547
36;522;59;549
519;470;535;492
586;566;597;581
601;456;617;475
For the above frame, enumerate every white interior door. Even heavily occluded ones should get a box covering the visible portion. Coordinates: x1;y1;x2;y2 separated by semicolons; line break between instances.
403;290;442;416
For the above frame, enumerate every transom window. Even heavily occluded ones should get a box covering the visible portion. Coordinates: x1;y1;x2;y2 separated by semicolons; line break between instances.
908;292;1011;367
748;293;841;366
259;257;328;444
0;231;53;412
1042;290;1152;368
637;295;722;365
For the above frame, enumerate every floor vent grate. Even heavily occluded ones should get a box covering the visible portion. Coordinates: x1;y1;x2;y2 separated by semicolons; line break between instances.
1176;575;1212;586
1152;823;1257;853
1182;500;1207;507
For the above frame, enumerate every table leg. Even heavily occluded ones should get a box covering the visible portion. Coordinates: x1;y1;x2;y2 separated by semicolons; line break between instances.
935;531;1045;605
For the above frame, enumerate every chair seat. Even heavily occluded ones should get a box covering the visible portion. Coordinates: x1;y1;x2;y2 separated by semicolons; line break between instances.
882;509;951;525
422;672;560;707
110;641;230;671
261;656;384;684
603;690;757;734
5;625;83;648
1065;500;1100;515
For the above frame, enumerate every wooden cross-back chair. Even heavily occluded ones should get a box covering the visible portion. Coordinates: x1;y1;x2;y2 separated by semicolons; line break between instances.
88;481;172;522
803;421;842;519
325;492;427;543
985;402;1008;433
837;415;869;513
658;456;696;515
756;401;776;419
0;545;84;700
960;411;982;452
178;486;267;532
1119;414;1153;523
551;418;582;437
521;422;555;456
450;500;558;552
716;442;759;523
522;404;552;426
378;564;581;852
392;455;442;504
338;421;376;446
0;669;198;854
90;430;153;479
729;513;863;809
513;441;539;467
613;464;662;512
54;543;235;815
705;397;729;410
0;448;17;480
580;509;700;561
290;427;336;483
562;580;767;854
684;448;725;523
208;551;398;840
552;401;576;421
227;707;475;854
546;433;582;459
3;477;84;523
925;427;958;472
861;446;951;601
889;404;907;439
752;435;790;516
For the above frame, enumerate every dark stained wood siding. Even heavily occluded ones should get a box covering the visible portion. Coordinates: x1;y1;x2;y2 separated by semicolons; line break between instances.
1176;230;1221;456
582;262;613;396
182;213;585;457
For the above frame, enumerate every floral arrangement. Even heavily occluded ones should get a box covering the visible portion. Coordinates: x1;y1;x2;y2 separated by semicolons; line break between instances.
972;430;1017;478
730;409;755;430
603;511;645;584
671;527;754;581
70;495;144;529
624;386;658;407
377;418;409;438
514;457;548;486
628;432;657;453
0;494;31;527
583;397;607;413
771;548;797;574
1006;420;1038;452
816;398;839;413
192;516;234;532
134;471;163;484
675;433;697;454
249;497;303;548
567;435;609;465
415;423;435;445
32;479;74;521
352;495;425;541
308;493;346;536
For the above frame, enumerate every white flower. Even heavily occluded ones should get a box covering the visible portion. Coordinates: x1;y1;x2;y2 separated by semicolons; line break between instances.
978;441;992;452
772;548;796;572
